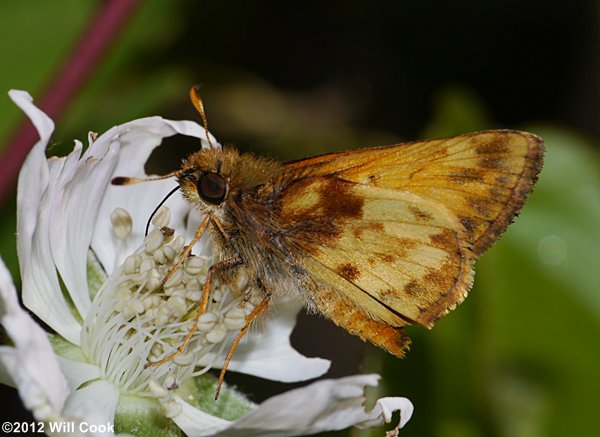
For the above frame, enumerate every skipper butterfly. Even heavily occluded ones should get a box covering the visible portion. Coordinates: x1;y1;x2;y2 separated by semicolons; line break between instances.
114;87;544;396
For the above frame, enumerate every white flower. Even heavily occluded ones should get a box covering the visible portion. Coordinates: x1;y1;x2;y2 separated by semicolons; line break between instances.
0;90;413;436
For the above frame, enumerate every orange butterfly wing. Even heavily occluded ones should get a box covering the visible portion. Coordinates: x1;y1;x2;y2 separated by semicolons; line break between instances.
284;130;544;255
269;130;543;356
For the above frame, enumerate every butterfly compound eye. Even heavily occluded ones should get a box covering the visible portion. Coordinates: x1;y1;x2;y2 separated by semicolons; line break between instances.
196;172;227;205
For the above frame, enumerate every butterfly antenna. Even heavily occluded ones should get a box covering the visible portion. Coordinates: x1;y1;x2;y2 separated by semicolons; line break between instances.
145;185;180;236
189;85;214;149
111;169;185;186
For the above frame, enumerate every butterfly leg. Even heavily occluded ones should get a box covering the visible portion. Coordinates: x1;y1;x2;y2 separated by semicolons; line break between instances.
161;214;211;286
215;293;270;400
146;255;242;368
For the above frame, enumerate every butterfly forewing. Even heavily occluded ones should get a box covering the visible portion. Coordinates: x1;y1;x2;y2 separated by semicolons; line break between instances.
273;130;543;355
284;130;544;255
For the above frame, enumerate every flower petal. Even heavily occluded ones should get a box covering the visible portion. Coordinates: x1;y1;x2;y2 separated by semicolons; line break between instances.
10;90;53;266
11;92;87;342
163;394;231;436
0;257;69;419
11;91;218;330
56;356;102;392
19;154;83;344
49;119;207;316
90;117;212;274
355;396;414;431
48;139;119;318
61;379;120;433
0;347;17;387
182;374;412;436
199;297;330;383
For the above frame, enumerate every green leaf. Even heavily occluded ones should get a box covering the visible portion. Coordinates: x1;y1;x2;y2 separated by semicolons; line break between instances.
423;86;492;138
177;373;255;421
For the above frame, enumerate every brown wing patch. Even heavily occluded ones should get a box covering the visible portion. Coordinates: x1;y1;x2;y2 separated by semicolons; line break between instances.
404;280;426;297
448;167;485;184
409;205;434;222
278;176;365;252
478;155;506;171
475;135;510;155
336;263;361;281
428;227;458;250
279;175;364;221
352;222;384;239
376;252;395;263
277;177;363;253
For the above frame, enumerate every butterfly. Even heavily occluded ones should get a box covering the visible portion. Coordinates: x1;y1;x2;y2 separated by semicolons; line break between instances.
114;87;544;396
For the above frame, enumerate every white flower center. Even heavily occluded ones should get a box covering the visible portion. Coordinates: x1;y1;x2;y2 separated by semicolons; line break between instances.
80;207;256;395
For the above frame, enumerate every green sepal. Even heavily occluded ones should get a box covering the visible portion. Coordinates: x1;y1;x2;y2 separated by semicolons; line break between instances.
87;249;107;301
49;333;87;363
115;395;182;437
176;373;255;421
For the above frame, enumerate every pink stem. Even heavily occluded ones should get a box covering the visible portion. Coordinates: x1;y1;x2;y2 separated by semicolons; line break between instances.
0;0;140;206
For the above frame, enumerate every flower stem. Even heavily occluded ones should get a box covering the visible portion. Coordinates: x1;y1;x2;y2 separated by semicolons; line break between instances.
0;0;140;206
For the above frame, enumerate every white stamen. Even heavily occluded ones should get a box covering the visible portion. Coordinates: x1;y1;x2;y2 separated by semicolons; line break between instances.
146;268;162;291
206;325;227;344
150;343;163;358
140;257;155;273
184;256;205;275
162;246;176;261
185;277;201;292
243;302;256;316
172;235;185;253
151;206;171;228
116;286;131;299
153;248;167;264
220;284;232;296
155;312;170;327
148;380;168;398
81;206;251;397
164;268;183;288
165;375;179;389
144;229;164;254
197;312;218;332
187;290;202;301
124;254;141;274
167;296;188;317
224;308;247;330
110;208;133;240
173;353;195;366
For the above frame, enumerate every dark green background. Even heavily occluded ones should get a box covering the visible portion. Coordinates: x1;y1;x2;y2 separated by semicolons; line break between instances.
0;1;598;436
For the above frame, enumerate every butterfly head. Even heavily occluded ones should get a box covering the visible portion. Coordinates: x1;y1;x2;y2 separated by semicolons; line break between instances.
178;145;283;216
177;147;240;214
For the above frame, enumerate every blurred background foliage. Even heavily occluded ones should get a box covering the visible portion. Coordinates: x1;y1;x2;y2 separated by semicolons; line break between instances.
0;1;598;436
